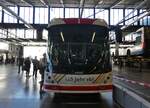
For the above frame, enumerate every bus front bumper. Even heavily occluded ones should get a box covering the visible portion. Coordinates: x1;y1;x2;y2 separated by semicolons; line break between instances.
43;84;112;93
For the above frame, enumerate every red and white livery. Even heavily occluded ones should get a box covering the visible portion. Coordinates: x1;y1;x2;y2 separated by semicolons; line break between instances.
44;18;112;93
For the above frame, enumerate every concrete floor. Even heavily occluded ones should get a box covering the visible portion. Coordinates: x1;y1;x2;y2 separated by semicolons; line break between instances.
0;64;117;108
113;64;150;102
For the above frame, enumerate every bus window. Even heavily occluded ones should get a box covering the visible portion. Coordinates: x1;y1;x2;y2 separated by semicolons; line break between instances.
135;36;141;45
48;24;110;74
134;31;142;45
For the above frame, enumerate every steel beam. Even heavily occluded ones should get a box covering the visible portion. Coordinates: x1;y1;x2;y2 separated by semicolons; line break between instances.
2;9;4;23
33;6;35;24
21;0;33;7
48;6;50;23
110;0;122;8
0;2;34;29
79;0;85;18
40;0;48;7
4;0;17;5
17;5;19;23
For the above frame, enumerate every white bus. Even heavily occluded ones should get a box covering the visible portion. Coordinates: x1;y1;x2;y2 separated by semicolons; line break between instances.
43;18;112;93
125;27;150;56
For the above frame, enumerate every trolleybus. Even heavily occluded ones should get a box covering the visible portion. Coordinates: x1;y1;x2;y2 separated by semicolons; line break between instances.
44;18;112;93
125;27;150;56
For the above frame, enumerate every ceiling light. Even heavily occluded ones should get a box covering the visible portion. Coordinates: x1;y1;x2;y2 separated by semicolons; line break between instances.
98;0;103;4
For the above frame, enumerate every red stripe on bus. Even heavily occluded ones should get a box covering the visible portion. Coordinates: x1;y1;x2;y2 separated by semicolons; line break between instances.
63;18;96;24
44;84;112;91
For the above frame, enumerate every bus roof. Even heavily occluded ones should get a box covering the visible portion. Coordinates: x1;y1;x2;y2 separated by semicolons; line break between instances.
48;18;108;28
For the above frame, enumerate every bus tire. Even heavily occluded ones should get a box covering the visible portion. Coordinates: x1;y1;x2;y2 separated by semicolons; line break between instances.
127;49;131;57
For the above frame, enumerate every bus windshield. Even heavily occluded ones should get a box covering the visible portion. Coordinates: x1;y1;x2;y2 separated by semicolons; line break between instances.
48;24;111;74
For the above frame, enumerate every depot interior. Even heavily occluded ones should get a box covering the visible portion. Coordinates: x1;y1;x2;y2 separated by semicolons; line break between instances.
0;0;150;108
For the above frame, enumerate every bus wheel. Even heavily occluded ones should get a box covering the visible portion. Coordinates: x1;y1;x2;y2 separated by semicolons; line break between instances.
126;49;131;67
127;49;131;57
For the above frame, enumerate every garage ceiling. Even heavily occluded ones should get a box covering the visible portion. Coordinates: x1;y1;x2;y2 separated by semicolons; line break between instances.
0;0;150;9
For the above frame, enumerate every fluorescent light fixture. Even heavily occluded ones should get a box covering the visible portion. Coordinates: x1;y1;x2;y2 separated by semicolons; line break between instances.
40;0;46;5
98;0;103;4
60;32;65;42
60;0;64;7
40;0;48;7
24;24;34;29
91;32;96;42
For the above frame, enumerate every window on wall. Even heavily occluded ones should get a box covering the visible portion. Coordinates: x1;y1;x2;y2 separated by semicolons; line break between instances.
19;7;33;23
139;9;148;25
50;8;64;21
8;29;16;38
82;8;94;18
4;6;18;23
35;7;48;24
0;29;6;38
125;9;137;25
148;15;150;25
0;6;2;23
2;29;7;38
65;8;79;18
25;29;34;38
140;17;148;25
95;9;108;24
110;9;123;25
17;29;25;38
0;29;2;37
43;29;48;40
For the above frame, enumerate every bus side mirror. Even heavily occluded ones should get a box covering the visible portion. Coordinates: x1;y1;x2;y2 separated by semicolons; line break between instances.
115;28;122;43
